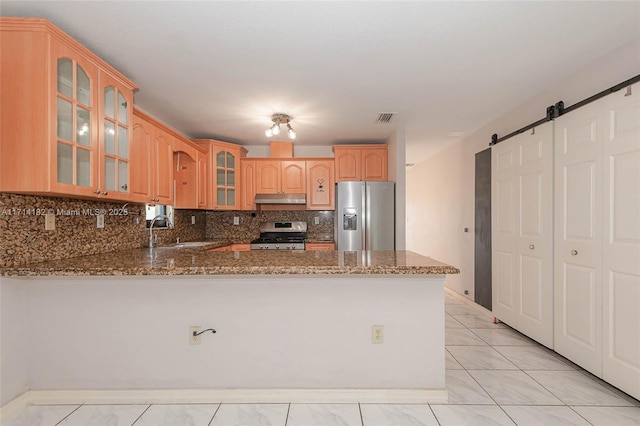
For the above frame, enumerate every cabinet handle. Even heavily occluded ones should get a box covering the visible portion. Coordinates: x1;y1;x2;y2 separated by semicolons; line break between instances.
121;184;128;190
94;189;101;194
102;191;108;195
529;244;535;250
571;250;578;256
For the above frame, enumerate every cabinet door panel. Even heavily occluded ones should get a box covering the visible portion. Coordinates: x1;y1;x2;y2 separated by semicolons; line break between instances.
335;149;360;181
240;160;256;210
307;160;335;210
256;160;280;194
602;84;640;399
154;130;174;204
50;42;99;196
130;116;153;202
554;102;603;376
282;161;305;193
362;148;388;181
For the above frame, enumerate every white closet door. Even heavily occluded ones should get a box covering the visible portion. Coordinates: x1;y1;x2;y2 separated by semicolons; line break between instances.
492;137;519;326
517;122;554;348
602;83;640;399
554;100;604;376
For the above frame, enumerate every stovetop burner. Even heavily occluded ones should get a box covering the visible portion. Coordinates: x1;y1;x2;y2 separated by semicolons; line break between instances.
250;221;308;250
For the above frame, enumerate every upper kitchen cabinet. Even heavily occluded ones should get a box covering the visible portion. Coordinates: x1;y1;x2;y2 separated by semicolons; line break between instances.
240;159;257;210
193;139;247;210
333;145;388;181
0;18;137;200
173;136;207;209
255;160;306;194
131;109;174;205
306;159;335;210
99;73;133;199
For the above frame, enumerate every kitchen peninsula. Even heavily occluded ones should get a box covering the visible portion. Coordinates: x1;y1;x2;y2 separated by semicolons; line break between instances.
0;247;458;407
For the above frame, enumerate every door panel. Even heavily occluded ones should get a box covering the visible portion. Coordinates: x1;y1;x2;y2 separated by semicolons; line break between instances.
602;83;640;398
516;124;554;348
495;250;516;324
492;138;518;326
564;263;598;349
565;162;597;240
519;254;542;321
554;101;603;376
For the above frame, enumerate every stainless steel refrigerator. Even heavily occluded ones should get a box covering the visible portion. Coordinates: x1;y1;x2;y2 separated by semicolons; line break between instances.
335;181;395;250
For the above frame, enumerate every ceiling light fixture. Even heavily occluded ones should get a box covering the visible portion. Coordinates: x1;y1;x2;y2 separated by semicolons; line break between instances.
265;113;296;139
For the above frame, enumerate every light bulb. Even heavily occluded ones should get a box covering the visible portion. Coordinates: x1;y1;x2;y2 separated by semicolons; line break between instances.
265;128;273;137
272;123;280;136
288;126;296;140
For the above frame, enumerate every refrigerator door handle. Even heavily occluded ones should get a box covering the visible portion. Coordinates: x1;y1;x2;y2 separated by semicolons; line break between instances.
364;182;370;250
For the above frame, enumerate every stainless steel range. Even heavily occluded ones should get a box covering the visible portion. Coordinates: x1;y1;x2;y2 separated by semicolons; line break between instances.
250;221;307;250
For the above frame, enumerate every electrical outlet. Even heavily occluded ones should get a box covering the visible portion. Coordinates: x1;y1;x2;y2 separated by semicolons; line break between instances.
314;216;320;225
45;213;55;231
96;214;105;228
191;215;196;225
372;325;383;344
190;326;201;345
233;216;240;225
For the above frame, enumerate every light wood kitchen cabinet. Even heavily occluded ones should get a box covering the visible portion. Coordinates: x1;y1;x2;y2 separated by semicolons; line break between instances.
193;139;247;210
305;242;335;251
131;110;174;205
306;159;335;210
255;159;306;194
197;150;209;209
0;18;137;200
173;151;197;209
333;145;388;181
240;159;257;210
173;137;205;209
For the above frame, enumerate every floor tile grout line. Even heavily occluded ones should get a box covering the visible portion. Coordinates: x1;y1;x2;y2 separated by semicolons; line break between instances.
207;402;222;426
53;403;84;426
284;402;291;426
426;403;443;426
129;403;152;426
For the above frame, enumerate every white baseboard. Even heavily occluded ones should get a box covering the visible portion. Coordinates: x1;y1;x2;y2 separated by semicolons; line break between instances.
2;388;448;420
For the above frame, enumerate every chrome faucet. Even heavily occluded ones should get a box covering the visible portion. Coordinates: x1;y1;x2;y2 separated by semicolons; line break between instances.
149;214;173;248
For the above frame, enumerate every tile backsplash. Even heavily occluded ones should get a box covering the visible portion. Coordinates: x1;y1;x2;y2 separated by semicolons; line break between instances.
0;193;206;267
0;193;334;267
206;210;334;242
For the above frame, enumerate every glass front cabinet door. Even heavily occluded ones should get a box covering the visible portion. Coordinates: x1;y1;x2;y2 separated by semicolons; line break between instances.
99;73;132;199
215;149;236;208
53;47;99;196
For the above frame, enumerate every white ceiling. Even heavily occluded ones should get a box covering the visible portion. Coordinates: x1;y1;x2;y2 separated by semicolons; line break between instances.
3;1;640;163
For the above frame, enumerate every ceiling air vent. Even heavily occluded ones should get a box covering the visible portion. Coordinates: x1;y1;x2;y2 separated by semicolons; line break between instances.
375;112;395;124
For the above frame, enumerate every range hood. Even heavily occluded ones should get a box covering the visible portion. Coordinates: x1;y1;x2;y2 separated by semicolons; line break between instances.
254;193;307;205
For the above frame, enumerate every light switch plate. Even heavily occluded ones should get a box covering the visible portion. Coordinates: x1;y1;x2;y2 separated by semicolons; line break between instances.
233;217;240;225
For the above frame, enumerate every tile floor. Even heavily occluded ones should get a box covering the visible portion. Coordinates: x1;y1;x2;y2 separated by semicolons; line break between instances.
4;290;640;426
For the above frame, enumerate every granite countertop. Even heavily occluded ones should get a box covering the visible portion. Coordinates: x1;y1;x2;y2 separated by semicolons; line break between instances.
0;242;460;277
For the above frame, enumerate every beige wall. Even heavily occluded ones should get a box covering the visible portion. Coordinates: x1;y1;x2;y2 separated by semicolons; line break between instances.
406;38;640;300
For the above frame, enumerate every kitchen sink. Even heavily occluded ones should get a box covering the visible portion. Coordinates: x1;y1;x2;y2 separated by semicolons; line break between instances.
170;241;213;248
